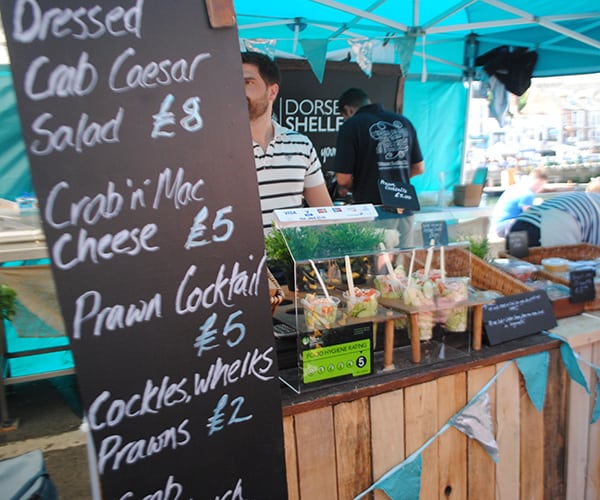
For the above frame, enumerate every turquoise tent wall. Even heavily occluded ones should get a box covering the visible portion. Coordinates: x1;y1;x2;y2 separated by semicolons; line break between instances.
0;66;32;201
404;79;467;193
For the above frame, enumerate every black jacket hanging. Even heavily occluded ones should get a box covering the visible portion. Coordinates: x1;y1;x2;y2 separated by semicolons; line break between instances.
475;45;538;96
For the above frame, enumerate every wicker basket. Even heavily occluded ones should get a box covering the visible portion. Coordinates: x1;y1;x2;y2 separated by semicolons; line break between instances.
498;243;600;311
267;268;285;314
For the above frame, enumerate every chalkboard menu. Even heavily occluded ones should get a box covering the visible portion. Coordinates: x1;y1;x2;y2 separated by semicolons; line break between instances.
483;290;557;345
0;1;287;498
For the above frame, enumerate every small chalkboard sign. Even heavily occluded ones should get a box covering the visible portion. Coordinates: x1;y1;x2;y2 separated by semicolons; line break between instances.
507;231;529;258
378;179;420;211
569;268;596;303
483;290;557;345
421;221;448;246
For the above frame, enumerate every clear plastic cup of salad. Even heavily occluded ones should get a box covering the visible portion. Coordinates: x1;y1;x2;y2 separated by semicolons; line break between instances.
343;288;380;318
301;294;340;330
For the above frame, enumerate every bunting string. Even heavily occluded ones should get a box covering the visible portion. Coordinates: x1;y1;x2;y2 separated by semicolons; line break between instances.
353;334;600;500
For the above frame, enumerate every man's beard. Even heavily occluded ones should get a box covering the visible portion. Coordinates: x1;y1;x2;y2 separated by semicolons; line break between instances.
247;94;269;121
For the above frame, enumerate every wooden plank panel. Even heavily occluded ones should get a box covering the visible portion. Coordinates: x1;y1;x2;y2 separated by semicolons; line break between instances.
544;349;568;499
295;406;338;499
437;372;467;500
466;365;497;500
405;380;438;500
566;345;592;500
283;415;300;500
520;360;545;500
495;362;519;500
370;389;405;500
587;341;600;500
334;398;372;500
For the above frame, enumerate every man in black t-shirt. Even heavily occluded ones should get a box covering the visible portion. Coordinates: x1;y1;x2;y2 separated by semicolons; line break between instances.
332;88;424;204
333;88;425;251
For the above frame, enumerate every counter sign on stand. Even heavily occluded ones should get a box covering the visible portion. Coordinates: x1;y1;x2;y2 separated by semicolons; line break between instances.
0;0;288;498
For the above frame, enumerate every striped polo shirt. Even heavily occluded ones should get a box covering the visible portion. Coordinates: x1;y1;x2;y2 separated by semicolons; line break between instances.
516;191;600;244
254;121;325;233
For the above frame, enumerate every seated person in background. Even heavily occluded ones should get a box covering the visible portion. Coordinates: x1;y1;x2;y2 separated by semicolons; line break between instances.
508;178;600;247
492;167;548;237
241;51;332;234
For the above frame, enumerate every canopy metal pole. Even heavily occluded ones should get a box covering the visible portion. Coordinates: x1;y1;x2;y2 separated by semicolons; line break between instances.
461;33;478;184
461;80;473;184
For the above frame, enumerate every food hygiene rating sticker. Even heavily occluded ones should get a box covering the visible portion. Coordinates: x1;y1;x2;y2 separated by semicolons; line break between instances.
302;339;371;384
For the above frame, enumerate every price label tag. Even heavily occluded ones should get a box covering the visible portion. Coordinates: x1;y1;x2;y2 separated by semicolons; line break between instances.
378;179;420;211
421;221;448;246
507;231;529;258
569;268;596;303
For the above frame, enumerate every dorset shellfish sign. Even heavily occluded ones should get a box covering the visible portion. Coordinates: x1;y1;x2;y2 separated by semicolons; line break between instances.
0;0;287;497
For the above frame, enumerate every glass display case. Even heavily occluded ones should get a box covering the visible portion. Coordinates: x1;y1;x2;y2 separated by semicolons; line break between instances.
269;209;492;394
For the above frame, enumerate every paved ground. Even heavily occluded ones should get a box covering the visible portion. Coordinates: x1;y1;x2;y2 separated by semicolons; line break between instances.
0;375;92;499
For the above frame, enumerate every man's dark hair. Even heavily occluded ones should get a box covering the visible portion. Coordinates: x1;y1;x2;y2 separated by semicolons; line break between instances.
338;88;371;110
241;51;281;86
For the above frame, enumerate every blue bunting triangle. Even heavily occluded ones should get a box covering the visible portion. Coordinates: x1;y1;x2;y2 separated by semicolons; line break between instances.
393;35;416;77
560;342;590;394
375;453;422;500
592;368;600;424
516;352;549;412
300;39;328;83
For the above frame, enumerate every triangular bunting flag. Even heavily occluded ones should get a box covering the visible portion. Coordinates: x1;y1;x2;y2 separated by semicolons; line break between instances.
516;352;549;412
243;39;277;60
560;342;591;394
374;453;422;500
592;367;600;424
450;393;499;462
349;38;374;78
300;39;328;83
394;35;416;77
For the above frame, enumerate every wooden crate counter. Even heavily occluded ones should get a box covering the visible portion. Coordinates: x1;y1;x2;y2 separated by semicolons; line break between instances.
279;314;600;500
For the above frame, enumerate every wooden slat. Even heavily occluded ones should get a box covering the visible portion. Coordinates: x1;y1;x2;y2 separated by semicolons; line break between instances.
543;349;568;498
467;365;497;499
334;398;372;500
588;341;600;500
495;362;519;500
405;380;438;500
437;373;467;500
295;406;338;499
520;361;545;500
566;345;593;500
283;415;300;500
370;390;405;500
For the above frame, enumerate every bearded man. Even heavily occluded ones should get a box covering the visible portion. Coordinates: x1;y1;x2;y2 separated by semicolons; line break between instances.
241;52;332;234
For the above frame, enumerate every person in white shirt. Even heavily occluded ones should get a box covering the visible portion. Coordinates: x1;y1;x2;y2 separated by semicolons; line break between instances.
241;52;332;234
